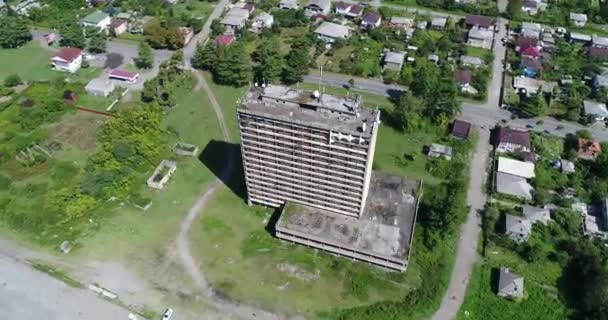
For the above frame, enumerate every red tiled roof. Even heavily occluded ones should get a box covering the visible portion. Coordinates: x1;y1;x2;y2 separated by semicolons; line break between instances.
109;69;139;80
216;35;235;46
517;36;538;48
53;47;82;62
520;45;540;57
578;138;601;160
455;69;472;84
465;15;493;28
451;120;472;139
497;127;531;150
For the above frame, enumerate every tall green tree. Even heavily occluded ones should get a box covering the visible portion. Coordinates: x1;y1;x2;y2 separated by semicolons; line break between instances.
506;0;523;18
87;32;107;53
215;43;252;86
0;16;32;48
254;38;283;83
392;93;424;132
60;21;86;48
282;36;311;84
520;92;547;117
136;41;154;69
192;43;224;71
144;19;166;48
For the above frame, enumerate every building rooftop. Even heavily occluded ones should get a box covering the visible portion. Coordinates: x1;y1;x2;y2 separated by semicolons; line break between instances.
83;10;109;24
570;12;588;22
523;205;550;225
505;214;532;241
390;16;414;26
465;14;492;28
431;17;447;28
497;127;532;150
314;21;350;39
460;55;484;66
578;138;601;161
451;119;472;139
239;84;380;136
496;172;533;200
584;100;608;117
593;34;608;47
276;172;421;265
570;32;592;42
468;26;493;40
498;268;525;299
384;51;406;65
497;157;536;179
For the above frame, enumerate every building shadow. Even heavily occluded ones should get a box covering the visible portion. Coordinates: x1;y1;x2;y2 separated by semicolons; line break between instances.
490;267;501;295
198;139;247;202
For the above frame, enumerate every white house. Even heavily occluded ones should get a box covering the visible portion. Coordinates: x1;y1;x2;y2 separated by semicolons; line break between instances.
250;12;274;33
314;21;350;43
304;0;330;17
51;47;83;73
583;100;608;122
279;0;299;10
570;12;588;27
220;7;250;32
81;10;111;31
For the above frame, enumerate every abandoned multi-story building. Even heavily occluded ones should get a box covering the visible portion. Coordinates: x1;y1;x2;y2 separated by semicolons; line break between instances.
237;85;421;271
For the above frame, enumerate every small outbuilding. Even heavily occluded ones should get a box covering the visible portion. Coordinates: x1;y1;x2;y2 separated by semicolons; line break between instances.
497;268;525;300
428;143;453;160
505;214;532;242
85;78;115;97
450;119;472;139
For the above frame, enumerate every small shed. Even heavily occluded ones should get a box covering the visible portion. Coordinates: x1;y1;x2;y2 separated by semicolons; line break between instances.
85;78;115;97
450;120;472;139
428;143;453;160
497;268;525;300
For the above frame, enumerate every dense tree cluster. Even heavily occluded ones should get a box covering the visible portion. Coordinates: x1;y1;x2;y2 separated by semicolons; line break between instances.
144;19;185;49
0;16;32;48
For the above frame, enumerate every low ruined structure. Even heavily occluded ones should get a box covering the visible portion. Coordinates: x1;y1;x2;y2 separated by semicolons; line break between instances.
146;160;177;189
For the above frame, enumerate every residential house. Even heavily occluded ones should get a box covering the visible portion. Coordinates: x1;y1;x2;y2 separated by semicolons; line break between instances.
467;26;493;49
314;21;350;43
570;32;592;44
417;21;428;30
593;73;608;91
516;36;538;51
505;214;532;242
523;205;551;225
344;3;363;19
234;2;255;14
116;12;132;21
389;17;414;29
334;1;352;15
560;159;575;174
496;171;534;200
109;69;139;83
520;44;540;59
250;12;274;33
593;34;608;48
179;27;194;45
428;143;453;160
578;138;601;161
521;56;542;78
464;14;493;30
279;0;299;9
431;17;447;30
11;0;44;16
513;76;557;97
570;13;588;27
85;78;115;97
497;268;525;299
361;13;382;29
383;51;406;71
456;70;477;95
216;34;235;46
498;157;536;179
522;0;540;15
588;46;608;60
450;119;472;139
460;55;484;68
110;18;128;35
521;21;542;39
584;100;608;122
82;10;111;31
428;54;439;64
304;0;331;17
51;47;83;73
220;7;250;32
496;127;532;153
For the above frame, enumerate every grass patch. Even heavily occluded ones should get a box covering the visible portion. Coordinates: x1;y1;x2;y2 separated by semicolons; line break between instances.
0;42;58;82
32;261;83;288
458;263;570;320
466;46;492;59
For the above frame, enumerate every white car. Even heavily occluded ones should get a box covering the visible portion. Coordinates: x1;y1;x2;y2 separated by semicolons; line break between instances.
162;308;173;320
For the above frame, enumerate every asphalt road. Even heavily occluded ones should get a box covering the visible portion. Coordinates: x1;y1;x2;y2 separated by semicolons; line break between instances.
0;254;130;320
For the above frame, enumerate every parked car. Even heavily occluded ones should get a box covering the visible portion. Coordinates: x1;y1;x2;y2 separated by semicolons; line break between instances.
162;308;173;320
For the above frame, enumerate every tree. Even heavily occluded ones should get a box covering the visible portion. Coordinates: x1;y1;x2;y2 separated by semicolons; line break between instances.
60;21;86;48
254;38;283;83
4;74;22;87
210;19;223;37
0;16;32;48
282;36;311;84
136;41;154;69
165;27;185;50
392;93;424;132
215;43;252;86
506;0;523;18
88;32;107;53
520;92;547;117
144;19;166;48
192;42;223;70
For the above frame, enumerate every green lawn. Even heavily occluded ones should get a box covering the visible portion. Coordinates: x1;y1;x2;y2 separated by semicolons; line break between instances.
466;46;492;60
0;41;57;82
458;264;570;320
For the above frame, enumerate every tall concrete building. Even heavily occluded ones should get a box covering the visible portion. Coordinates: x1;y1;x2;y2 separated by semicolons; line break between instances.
237;85;421;271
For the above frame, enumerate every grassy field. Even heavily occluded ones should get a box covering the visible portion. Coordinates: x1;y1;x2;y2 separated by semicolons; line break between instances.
458;264;570;320
0;42;58;82
466;46;492;59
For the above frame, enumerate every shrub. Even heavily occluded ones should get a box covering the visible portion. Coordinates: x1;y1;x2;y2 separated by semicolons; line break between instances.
4;74;22;87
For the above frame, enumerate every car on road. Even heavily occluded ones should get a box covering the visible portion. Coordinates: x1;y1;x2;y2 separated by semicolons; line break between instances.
162;308;173;320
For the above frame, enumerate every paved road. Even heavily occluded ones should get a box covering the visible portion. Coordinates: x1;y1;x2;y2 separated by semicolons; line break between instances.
304;72;407;97
0;254;130;320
